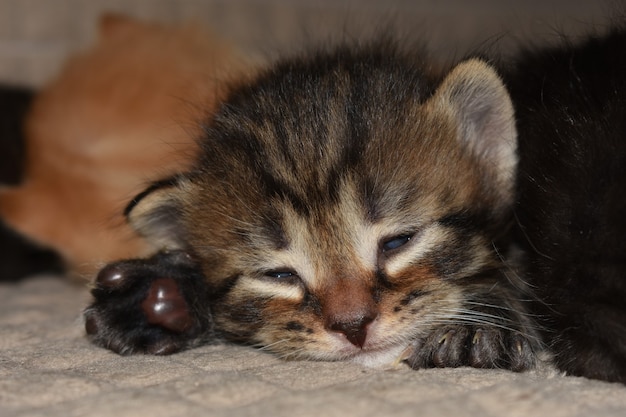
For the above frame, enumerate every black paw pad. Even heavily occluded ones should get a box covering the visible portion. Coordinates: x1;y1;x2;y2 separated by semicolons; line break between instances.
95;263;130;289
84;250;214;355
141;277;194;333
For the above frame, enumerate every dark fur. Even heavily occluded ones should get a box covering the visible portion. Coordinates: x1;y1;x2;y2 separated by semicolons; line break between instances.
504;28;626;382
0;86;65;281
0;85;31;185
85;31;626;383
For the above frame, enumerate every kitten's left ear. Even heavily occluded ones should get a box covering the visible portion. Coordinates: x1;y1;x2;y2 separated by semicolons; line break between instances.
429;58;517;200
124;179;188;251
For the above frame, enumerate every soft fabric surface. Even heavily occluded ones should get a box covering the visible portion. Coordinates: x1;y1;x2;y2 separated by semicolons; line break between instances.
1;277;625;417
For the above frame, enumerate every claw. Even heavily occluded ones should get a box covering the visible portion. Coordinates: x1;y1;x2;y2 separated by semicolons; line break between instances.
472;329;483;345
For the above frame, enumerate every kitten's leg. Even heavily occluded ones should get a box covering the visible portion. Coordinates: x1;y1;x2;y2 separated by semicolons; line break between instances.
84;250;214;354
406;286;539;372
407;324;535;371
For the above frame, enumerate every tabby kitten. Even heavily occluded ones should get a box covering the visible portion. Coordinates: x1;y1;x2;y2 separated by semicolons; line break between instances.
85;29;626;383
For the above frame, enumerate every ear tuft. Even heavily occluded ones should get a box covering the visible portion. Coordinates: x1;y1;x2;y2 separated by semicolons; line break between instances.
125;179;187;251
431;58;518;200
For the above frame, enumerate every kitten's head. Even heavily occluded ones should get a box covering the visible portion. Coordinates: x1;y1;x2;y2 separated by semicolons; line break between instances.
127;45;517;367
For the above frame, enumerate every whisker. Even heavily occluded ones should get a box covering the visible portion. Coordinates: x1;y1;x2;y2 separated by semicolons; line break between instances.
513;211;555;261
420;307;545;339
255;338;291;352
463;300;544;318
422;316;519;333
437;306;512;320
276;346;309;361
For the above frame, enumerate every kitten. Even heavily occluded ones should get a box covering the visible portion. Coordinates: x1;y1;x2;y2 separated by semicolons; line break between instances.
85;29;626;383
84;41;539;370
0;14;253;276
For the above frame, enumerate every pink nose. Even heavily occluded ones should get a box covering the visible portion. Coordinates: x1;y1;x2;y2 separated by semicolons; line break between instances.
328;315;375;348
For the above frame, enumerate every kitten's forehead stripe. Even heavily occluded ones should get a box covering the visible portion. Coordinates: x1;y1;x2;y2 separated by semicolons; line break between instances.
261;211;289;250
259;168;311;217
201;42;435;219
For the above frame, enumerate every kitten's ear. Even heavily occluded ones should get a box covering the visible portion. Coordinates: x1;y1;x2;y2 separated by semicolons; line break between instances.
429;59;517;199
124;179;187;251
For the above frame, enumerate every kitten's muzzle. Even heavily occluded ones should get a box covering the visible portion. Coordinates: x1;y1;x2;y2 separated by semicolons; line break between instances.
321;276;378;348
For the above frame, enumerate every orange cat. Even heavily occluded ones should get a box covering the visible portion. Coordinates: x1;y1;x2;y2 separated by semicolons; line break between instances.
0;14;253;276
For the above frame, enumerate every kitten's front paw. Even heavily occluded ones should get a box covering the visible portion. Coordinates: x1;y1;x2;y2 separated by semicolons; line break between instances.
84;251;213;355
405;324;536;372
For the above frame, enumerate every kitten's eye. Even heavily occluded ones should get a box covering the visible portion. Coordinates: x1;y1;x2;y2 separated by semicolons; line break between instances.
264;270;299;281
381;234;414;253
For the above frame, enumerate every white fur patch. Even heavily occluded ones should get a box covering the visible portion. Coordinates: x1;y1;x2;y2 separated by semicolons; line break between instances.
238;276;304;300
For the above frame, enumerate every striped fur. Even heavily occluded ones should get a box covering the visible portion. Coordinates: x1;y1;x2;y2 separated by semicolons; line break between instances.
115;43;540;370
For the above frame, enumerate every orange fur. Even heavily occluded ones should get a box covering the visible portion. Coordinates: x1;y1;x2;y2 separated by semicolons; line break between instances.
0;14;254;276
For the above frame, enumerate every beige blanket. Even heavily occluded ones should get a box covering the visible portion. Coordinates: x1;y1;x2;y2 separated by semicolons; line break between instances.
1;277;625;417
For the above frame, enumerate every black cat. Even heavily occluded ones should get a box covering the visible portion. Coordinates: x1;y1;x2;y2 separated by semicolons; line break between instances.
505;28;626;382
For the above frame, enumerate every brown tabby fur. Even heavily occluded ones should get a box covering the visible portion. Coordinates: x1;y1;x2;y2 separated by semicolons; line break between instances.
84;27;626;383
114;46;539;368
0;15;253;275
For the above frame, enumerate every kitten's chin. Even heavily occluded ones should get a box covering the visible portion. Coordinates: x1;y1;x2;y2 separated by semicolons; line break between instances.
345;344;414;369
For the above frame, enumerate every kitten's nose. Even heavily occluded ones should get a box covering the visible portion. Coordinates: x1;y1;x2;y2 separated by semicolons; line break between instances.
329;315;375;348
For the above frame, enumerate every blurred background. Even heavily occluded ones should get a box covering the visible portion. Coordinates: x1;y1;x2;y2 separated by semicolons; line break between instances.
0;0;618;87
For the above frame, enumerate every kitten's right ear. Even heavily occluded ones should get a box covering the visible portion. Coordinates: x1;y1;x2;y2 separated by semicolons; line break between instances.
427;58;517;203
125;179;187;251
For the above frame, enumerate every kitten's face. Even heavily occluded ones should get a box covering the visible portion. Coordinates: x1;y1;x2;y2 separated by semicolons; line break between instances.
129;48;517;367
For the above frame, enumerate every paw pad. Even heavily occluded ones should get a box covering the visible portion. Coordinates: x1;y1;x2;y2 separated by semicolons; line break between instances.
95;263;129;289
84;251;213;355
141;278;194;333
